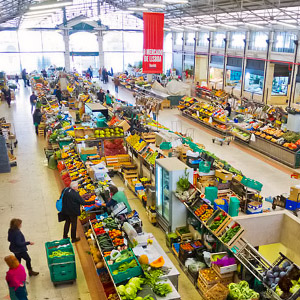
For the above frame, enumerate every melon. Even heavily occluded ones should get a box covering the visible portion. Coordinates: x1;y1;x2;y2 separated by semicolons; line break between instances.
138;254;149;265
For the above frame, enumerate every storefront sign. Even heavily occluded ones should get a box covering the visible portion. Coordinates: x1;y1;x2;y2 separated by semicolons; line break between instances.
143;12;164;74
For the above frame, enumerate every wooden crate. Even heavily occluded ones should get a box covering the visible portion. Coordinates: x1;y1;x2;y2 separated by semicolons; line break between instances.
175;226;192;241
206;208;232;237
219;221;245;248
198;268;220;287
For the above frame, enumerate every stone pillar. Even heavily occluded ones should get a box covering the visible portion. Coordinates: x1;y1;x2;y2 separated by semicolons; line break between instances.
206;31;213;87
262;31;274;103
97;31;104;69
63;29;71;72
222;31;230;90
240;31;250;98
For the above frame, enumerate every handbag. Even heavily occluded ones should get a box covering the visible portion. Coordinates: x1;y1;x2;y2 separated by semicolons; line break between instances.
56;188;67;212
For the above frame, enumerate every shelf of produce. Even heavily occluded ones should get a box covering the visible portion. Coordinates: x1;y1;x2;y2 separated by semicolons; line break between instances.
247;136;300;168
90;221;121;300
133;236;180;290
182;112;228;135
155;279;181;300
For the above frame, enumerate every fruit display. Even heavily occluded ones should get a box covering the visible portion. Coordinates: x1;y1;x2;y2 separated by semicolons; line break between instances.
126;134;148;153
200;268;220;284
150;256;165;268
109;229;122;239
104;139;126;156
263;260;293;289
112;237;125;247
94;127;124;139
194;203;209;216
275;265;300;298
144;150;159;165
228;281;259;300
230;127;251;141
108;293;119;300
199;208;214;222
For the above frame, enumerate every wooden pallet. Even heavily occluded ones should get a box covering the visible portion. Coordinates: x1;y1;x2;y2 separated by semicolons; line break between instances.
38;129;45;137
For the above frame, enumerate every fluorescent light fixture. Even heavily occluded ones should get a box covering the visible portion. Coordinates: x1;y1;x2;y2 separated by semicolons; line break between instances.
163;27;171;31
195;24;216;30
276;21;298;28
127;7;148;11
143;3;166;8
184;26;197;31
216;23;237;30
247;23;265;29
25;8;60;15
29;1;73;11
169;26;184;31
163;0;188;3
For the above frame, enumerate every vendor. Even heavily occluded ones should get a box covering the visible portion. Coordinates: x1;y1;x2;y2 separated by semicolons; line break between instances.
101;185;131;213
224;102;232;117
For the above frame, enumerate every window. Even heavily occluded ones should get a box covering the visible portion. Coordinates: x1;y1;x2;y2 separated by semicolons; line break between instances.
244;73;264;94
272;32;297;53
0;53;20;74
124;53;143;69
272;76;288;95
229;32;245;49
249;32;268;51
164;33;172;73
123;32;143;52
41;31;64;51
105;52;124;73
103;32;123;51
185;32;195;46
184;55;194;70
175;33;183;46
197;32;209;47
69;32;98;52
18;30;42;52
212;32;226;48
0;31;18;52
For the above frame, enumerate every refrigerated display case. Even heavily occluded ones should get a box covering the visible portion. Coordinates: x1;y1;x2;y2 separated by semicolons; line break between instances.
155;158;193;232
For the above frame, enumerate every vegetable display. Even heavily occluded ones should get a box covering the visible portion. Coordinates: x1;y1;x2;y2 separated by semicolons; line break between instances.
153;283;172;297
49;250;73;258
117;277;144;300
209;211;228;231
112;259;137;275
221;223;241;243
228;281;259;300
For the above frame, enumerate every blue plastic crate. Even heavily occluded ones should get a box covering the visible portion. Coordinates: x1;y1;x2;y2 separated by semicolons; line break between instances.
285;199;300;211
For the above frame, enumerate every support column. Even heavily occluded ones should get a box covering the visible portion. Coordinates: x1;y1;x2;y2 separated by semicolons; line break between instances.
289;40;299;107
222;31;230;90
193;31;197;81
240;31;250;98
182;32;185;79
262;31;274;103
63;29;71;72
206;31;213;87
97;31;104;69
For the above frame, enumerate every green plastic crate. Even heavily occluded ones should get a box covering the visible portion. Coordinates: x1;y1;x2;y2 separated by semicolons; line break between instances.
58;139;73;148
160;142;172;150
108;256;142;284
104;249;134;264
241;177;263;191
80;153;97;162
45;238;76;283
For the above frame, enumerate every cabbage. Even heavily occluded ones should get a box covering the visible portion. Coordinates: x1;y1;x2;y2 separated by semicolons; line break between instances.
128;277;144;289
117;285;126;296
125;286;136;300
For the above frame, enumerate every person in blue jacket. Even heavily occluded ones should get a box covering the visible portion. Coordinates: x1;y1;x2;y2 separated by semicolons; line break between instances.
8;218;39;277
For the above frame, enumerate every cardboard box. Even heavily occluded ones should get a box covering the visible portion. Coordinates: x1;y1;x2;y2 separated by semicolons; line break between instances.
290;186;300;201
118;120;130;132
215;169;233;181
81;146;98;155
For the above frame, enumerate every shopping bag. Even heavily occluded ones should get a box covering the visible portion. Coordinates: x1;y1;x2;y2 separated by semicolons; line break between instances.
56;188;67;212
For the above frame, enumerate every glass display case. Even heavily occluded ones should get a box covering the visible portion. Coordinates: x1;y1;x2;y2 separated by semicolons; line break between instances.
155;158;193;232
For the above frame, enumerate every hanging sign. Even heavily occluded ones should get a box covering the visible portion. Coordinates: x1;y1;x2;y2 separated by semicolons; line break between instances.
143;12;164;74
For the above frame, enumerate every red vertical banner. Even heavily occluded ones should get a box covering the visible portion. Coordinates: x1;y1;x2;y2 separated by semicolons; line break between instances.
143;12;164;74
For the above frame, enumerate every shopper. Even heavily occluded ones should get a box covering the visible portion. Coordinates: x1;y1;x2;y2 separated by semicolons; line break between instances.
105;90;113;106
114;76;120;94
101;185;132;213
5;255;28;300
225;102;232;117
59;181;88;243
26;74;30;87
21;69;27;87
98;67;102;80
8;219;39;277
97;88;105;103
15;74;19;87
2;86;12;108
56;86;62;104
30;91;37;113
32;108;42;135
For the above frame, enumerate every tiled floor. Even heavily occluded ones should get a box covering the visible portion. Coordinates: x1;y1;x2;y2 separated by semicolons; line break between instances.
0;82;298;300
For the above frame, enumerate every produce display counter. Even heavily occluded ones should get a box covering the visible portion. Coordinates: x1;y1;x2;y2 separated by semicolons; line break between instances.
248;136;300;168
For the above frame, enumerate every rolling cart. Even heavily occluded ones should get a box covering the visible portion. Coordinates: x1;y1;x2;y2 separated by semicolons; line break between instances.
272;194;300;216
212;134;234;146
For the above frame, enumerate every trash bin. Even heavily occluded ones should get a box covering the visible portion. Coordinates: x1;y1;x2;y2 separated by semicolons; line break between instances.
205;187;218;204
229;197;240;217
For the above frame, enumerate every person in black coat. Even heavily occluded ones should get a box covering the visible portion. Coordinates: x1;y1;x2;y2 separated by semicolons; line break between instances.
32;108;42;135
2;87;12;108
224;102;232;117
56;87;62;104
60;181;88;243
97;88;105;103
8;218;39;276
